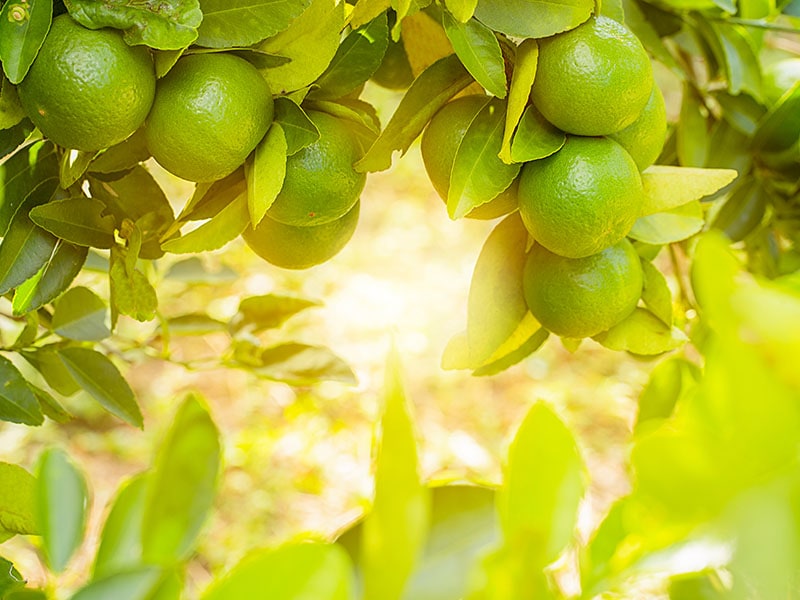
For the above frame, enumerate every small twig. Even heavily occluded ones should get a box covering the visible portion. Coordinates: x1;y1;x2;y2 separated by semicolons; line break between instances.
707;17;800;35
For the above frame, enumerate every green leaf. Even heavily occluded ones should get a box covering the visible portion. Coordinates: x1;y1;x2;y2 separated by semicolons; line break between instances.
641;259;673;326
707;23;762;99
629;201;705;245
0;462;38;537
57;347;143;428
232;294;320;333
196;0;309;48
0;118;34;160
109;245;158;323
677;84;710;168
245;123;287;227
0;556;25;595
257;0;344;94
639;166;738;217
88;129;150;174
142;394;220;563
21;346;81;396
444;0;478;20
752;85;800;153
355;54;472;173
11;240;88;315
0;74;26;129
713;91;765;137
163;314;227;336
350;0;392;28
64;0;202;50
442;12;506;98
465;214;531;366
361;349;430;600
312;13;389;99
499;38;538;163
0;0;52;83
59;149;95;189
52;286;110;341
0;142;58;234
621;0;679;71
29;383;72;423
509;104;564;163
448;98;520;219
29;197;116;249
636;357;700;434
498;402;585;565
202;543;352;600
93;474;148;579
70;567;165;600
0;355;43;426
593;307;688;355
471;326;549;377
711;178;767;243
161;191;249;254
37;448;88;573
473;0;592;38
233;342;357;385
0;177;60;296
273;97;320;155
163;257;237;285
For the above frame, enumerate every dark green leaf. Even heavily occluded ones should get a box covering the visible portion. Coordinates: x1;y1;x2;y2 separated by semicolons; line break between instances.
355;54;472;173
0;143;58;234
713;91;765;136
64;0;202;50
142;394;220;563
28;382;72;423
621;0;679;70
70;567;165;600
245;123;287;226
0;462;38;537
57;347;143;428
196;0;310;48
677;84;710;168
88;129;150;174
93;473;148;579
201;543;352;600
473;0;592;38
752;85;800;153
273;97;320;155
0;74;26;129
707;22;762;98
0;177;59;295
59;149;95;189
362;350;430;599
21;346;81;396
711;178;767;242
29;197;116;248
509;104;564;163
11;240;88;315
0;556;25;595
448;98;520;219
161;191;249;254
37;448;88;573
257;0;344;94
312;13;389;99
234;342;356;385
232;294;320;333
0;0;52;83
498;402;585;564
52;286;110;341
0;118;34;161
442;12;505;98
0;355;43;426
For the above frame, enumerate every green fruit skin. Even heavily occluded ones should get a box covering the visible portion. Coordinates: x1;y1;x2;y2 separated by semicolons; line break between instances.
18;15;155;151
421;95;518;220
609;83;668;171
523;239;644;339
145;54;273;182
243;201;360;270
266;111;366;226
371;36;415;90
518;136;643;259
531;16;654;136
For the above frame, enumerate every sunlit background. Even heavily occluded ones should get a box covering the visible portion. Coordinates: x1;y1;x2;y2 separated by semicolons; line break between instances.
0;82;659;594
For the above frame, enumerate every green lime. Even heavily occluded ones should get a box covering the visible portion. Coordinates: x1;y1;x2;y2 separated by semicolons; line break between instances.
266;110;366;226
17;14;155;151
145;54;273;182
243;201;360;269
518;136;643;258
531;16;654;136
523;239;643;338
372;36;414;90
609;83;668;171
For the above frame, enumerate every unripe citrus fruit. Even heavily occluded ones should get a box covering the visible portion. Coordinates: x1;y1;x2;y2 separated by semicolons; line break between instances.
518;136;643;258
763;58;800;106
531;16;654;136
144;54;273;182
523;239;643;338
609;83;668;171
243;201;359;269
372;36;414;90
421;95;518;220
266;110;366;226
17;15;155;151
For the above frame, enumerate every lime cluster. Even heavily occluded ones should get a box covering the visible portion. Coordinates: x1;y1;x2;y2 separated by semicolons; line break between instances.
16;14;366;270
422;15;668;339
